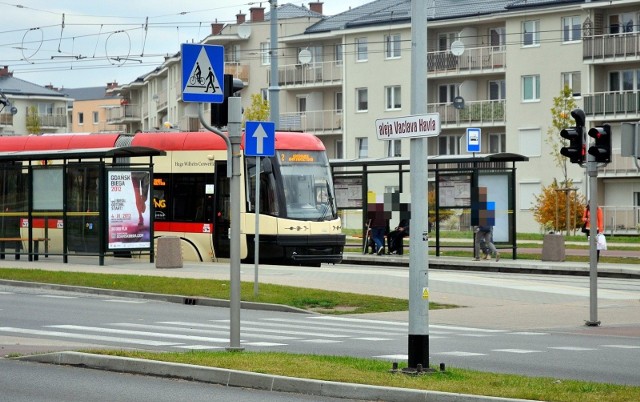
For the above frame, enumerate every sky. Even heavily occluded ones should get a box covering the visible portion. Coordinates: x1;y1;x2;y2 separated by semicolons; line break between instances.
0;0;371;89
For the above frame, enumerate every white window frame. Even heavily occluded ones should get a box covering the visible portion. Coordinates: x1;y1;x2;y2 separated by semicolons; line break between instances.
386;139;402;157
489;133;506;153
356;88;368;112
438;84;459;103
356;137;368;158
385;33;401;59
355;37;368;62
522;75;540;102
335;43;343;65
438;135;462;155
488;80;506;100
385;86;401;110
562;16;581;42
522;20;540;47
335;92;343;113
260;42;270;65
92;111;99;124
561;71;581;97
489;27;506;51
78;112;84;125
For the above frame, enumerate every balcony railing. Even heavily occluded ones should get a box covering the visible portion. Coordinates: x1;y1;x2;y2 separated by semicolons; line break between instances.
225;62;249;82
32;114;66;127
583;91;640;119
427;99;506;126
601;205;640;235
427;46;506;74
0;113;13;126
597;149;640;176
270;61;342;87
278;110;343;134
106;104;141;124
583;32;640;62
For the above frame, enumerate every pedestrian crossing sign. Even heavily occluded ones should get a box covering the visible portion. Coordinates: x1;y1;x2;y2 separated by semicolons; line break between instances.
181;43;224;103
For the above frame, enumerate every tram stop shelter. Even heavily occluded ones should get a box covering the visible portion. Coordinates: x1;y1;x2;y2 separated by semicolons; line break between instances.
0;145;164;265
330;153;529;258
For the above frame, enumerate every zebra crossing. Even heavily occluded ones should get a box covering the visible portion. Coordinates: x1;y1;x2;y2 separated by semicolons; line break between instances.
1;292;639;360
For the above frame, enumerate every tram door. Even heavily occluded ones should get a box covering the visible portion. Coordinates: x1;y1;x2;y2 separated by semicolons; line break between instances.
213;162;230;258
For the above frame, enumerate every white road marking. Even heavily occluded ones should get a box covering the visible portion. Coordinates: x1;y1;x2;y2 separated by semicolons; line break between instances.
548;347;597;351
509;332;549;336
47;325;230;343
493;349;542;354
601;345;640;349
0;327;181;346
37;295;78;299
298;339;343;344
103;299;148;304
434;351;486;357
175;345;224;350
111;323;299;341
374;354;408;360
160;321;349;339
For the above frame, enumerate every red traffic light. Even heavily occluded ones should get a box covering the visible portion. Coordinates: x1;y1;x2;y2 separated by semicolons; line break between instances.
587;124;611;164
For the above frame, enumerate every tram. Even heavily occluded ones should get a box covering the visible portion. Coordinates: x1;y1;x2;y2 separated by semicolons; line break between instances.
0;131;344;265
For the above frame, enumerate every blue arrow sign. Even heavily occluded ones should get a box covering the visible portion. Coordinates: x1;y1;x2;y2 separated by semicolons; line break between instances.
181;43;224;103
245;121;275;157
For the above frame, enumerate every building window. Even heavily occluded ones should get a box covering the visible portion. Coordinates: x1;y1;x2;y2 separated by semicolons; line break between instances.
438;84;459;103
385;86;401;110
609;13;636;34
519;128;542;157
92;111;99;124
562;72;581;96
38;103;53;115
335;92;343;113
387;140;401;157
355;37;368;62
226;44;240;62
522;75;540;102
438;32;457;51
260;88;269;101
385;33;401;59
356;137;368;158
489;133;506;153
609;70;638;92
488;80;506;100
260;42;270;65
78;112;84;125
438;135;462;155
562;16;581;42
335;140;343;159
335;43;343;65
356;88;368;112
489;27;506;50
522;20;540;46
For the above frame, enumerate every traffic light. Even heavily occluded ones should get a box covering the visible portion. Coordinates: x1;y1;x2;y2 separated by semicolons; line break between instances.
211;74;244;127
588;124;611;163
559;108;586;164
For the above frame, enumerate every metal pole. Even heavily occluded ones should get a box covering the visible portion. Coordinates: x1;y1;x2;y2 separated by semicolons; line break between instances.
407;0;430;371
227;97;245;349
586;155;600;326
269;0;280;129
254;156;260;298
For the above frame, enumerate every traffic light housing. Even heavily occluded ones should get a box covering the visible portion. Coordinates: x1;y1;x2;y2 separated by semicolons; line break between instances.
559;108;586;164
588;124;611;163
211;74;244;127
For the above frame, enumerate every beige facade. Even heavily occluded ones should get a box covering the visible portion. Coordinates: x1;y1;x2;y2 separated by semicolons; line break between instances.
112;1;640;233
70;98;123;133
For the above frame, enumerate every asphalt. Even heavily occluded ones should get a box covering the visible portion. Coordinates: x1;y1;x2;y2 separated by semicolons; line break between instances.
3;250;639;402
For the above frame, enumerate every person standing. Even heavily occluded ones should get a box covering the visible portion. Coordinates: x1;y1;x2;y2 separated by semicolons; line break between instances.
368;208;388;255
582;203;604;261
474;225;499;261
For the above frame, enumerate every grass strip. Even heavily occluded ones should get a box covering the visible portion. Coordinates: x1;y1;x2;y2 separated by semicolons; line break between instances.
88;350;640;402
0;268;456;314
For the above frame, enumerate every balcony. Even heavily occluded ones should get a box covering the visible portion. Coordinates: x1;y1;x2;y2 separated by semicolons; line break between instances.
0;113;13;126
597;150;640;177
427;99;506;128
106;104;141;124
583;91;640;120
225;62;249;82
278;110;343;134
270;61;342;87
601;205;640;235
583;32;640;62
427;46;506;76
32;114;66;128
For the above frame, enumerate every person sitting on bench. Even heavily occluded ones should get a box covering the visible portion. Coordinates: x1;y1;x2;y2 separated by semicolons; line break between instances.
387;219;409;255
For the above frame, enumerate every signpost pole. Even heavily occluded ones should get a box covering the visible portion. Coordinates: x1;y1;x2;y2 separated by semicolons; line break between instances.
407;0;430;371
254;156;260;298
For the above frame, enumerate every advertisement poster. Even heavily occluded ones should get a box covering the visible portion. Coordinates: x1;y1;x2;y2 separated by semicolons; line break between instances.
107;170;151;250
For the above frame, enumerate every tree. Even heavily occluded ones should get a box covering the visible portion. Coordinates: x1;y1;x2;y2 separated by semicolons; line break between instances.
545;85;578;186
243;93;270;126
533;179;586;233
26;105;41;134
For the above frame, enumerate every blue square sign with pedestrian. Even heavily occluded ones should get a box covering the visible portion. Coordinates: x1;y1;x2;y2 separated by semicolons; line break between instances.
181;44;224;103
245;121;275;157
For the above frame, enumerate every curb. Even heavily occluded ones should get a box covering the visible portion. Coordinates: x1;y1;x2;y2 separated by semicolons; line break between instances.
17;352;535;402
0;279;312;315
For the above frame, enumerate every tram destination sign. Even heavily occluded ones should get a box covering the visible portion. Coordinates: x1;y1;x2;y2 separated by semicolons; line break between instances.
375;113;441;140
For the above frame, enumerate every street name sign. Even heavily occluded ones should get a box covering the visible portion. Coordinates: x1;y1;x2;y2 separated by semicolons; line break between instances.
375;113;441;140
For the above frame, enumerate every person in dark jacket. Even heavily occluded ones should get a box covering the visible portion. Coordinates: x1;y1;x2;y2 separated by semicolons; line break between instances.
387;219;409;255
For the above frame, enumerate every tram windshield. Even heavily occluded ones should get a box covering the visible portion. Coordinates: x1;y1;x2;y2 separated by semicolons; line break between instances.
277;150;337;221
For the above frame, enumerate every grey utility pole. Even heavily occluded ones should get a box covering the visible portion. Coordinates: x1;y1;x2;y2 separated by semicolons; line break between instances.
586;157;600;326
408;0;430;370
269;0;279;128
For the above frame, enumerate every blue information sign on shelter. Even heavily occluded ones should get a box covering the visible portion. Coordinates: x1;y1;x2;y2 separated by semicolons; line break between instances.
181;44;224;103
245;121;275;157
467;127;481;153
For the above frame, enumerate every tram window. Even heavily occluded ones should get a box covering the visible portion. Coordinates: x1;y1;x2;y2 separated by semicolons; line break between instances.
246;158;279;216
171;174;212;222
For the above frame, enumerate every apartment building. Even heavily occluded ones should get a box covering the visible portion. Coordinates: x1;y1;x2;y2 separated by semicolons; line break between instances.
59;82;123;133
112;0;640;233
0;66;68;135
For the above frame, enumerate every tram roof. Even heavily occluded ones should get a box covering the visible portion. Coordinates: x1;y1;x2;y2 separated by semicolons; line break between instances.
0;146;165;162
329;153;528;167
